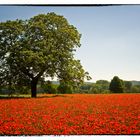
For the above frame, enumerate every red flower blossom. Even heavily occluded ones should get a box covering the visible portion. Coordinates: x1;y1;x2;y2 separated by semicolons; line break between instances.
0;94;139;135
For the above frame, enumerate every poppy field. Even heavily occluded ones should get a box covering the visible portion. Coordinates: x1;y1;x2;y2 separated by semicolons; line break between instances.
0;94;140;135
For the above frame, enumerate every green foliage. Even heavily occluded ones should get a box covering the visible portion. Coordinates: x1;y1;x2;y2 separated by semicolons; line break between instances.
0;13;91;97
109;76;124;93
89;86;98;94
42;80;57;94
86;80;110;94
57;59;92;91
124;81;132;93
95;80;110;93
80;83;92;93
131;85;140;93
57;81;73;94
17;86;30;94
77;80;110;94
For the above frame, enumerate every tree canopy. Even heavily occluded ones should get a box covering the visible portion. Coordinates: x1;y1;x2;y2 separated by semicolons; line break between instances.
109;76;124;93
0;13;91;97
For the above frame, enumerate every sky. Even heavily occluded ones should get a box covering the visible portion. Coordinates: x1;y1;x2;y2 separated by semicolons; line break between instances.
0;5;140;82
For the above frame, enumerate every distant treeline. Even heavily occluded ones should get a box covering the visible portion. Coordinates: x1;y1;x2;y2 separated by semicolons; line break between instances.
80;79;140;94
0;76;140;95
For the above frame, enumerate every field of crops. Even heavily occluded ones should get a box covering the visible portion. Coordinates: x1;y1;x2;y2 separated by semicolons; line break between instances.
0;94;140;135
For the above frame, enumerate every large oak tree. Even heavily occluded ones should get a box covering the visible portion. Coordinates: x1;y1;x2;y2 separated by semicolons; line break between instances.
0;13;91;97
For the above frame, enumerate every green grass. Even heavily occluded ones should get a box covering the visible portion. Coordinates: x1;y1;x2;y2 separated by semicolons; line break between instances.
0;94;31;98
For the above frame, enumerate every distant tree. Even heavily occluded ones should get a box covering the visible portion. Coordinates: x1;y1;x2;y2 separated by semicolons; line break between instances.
96;80;110;92
109;76;124;93
96;80;109;85
18;86;30;94
124;81;132;93
89;80;110;94
90;85;99;94
57;81;73;94
41;80;57;94
131;85;140;93
79;83;92;93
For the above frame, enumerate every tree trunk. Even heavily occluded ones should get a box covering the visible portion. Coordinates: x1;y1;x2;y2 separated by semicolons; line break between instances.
31;80;38;98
